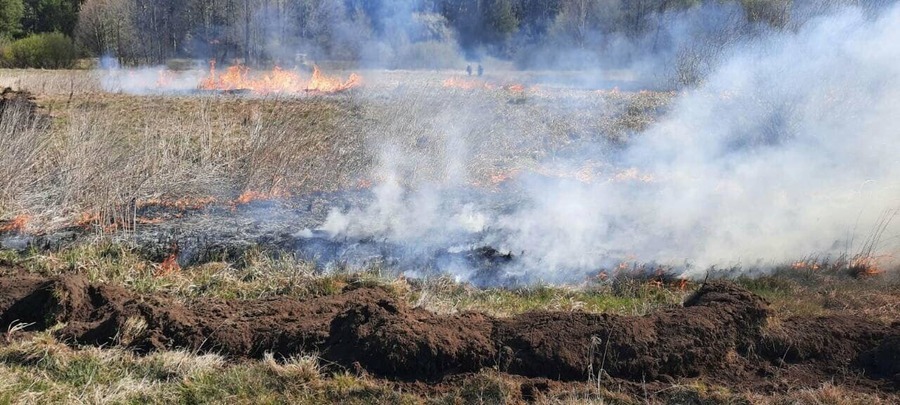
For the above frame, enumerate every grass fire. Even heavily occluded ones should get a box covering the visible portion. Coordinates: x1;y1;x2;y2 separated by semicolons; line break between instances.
0;0;897;403
198;62;361;95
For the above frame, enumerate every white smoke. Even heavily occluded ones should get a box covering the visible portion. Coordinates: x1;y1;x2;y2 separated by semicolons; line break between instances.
99;57;205;95
321;4;900;282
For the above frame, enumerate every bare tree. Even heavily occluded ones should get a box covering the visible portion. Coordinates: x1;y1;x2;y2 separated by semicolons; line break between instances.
76;0;136;63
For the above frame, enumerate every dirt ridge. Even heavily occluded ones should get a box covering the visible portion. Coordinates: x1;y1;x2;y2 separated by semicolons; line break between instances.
0;273;896;393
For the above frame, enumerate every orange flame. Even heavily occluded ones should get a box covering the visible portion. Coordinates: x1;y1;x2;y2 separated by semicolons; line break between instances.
135;217;166;225
612;168;655;183
199;62;360;95
308;66;361;93
505;83;526;93
0;214;30;233
790;260;821;271
849;256;884;277
233;189;291;206
156;252;180;276
472;163;654;188
75;211;104;230
74;211;126;232
156;70;175;88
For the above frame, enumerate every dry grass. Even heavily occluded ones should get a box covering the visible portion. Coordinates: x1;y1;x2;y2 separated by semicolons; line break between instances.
0;69;101;96
0;331;417;404
3;238;896;322
0;97;50;216
0;69;670;230
0;241;690;318
2;92;362;230
2;242;377;301
410;275;688;317
747;382;897;405
737;265;900;323
262;352;321;383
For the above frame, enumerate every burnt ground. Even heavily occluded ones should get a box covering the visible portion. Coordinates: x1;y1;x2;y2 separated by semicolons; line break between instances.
0;271;896;401
0;189;534;286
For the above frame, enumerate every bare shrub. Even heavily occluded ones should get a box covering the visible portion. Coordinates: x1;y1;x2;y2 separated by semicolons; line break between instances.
0;94;48;215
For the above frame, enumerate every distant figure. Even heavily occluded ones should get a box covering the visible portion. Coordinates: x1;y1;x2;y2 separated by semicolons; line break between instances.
477;64;484;77
466;65;472;76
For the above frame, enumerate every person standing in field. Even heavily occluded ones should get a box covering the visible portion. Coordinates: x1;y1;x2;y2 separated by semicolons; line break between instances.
477;64;484;77
467;65;473;76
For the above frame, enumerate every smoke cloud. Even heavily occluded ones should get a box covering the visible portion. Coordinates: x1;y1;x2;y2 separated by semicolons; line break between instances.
319;3;900;283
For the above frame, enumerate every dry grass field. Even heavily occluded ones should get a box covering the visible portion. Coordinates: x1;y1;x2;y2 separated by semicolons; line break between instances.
0;68;896;404
0;68;670;230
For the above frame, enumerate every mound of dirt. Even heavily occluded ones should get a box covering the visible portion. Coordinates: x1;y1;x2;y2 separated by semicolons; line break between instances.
0;88;39;121
327;300;496;379
495;281;770;381
0;272;895;395
759;315;890;366
0;275;57;329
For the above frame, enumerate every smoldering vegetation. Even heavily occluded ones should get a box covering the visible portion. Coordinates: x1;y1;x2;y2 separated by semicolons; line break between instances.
319;3;900;282
0;70;672;279
0;1;898;286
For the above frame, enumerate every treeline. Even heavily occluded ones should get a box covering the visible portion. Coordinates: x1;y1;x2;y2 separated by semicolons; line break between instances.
0;0;80;67
70;0;796;66
0;0;890;69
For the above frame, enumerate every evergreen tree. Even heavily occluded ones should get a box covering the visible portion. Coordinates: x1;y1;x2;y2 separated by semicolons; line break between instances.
22;0;80;36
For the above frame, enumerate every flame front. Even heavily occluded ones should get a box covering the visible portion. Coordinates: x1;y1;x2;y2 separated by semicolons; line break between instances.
308;66;361;93
199;61;361;95
233;188;292;206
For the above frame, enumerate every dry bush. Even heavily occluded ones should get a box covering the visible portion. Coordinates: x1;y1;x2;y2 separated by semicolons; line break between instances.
37;105;230;227
0;97;49;215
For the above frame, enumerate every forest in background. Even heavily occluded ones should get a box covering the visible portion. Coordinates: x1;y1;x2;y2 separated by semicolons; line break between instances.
0;0;892;73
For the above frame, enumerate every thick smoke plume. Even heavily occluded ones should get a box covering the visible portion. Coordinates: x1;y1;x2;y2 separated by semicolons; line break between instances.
321;4;900;282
